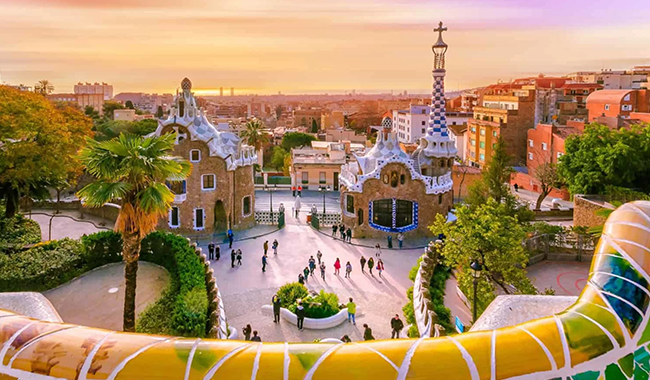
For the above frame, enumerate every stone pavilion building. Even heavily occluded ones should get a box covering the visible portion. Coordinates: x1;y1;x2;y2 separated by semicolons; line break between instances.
339;23;456;238
150;78;257;233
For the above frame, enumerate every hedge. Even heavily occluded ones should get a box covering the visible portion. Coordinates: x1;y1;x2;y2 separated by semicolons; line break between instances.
278;282;342;319
0;212;42;253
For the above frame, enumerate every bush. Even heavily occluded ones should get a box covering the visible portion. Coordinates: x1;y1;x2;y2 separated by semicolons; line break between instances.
0;212;42;252
285;288;342;319
277;282;309;308
136;288;175;335
80;231;122;268
407;324;419;338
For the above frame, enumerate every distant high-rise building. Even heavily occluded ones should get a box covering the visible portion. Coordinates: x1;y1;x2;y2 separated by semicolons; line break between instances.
74;82;113;100
220;87;223;96
230;87;234;96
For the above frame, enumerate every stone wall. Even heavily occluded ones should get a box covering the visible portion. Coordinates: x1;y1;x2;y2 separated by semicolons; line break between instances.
573;194;615;228
341;162;452;239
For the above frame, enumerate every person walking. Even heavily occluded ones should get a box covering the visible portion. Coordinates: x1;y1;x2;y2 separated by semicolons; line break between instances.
303;267;310;283
340;224;345;239
296;301;305;330
346;227;352;243
332;224;338;237
363;324;375;341
360;255;366;273
208;242;215;260
346;297;356;325
242;324;252;340
262;253;268;273
377;259;385;277
387;235;393;249
236;249;243;266
298;273;305;285
333;258;341;276
250;331;261;342
514;183;519;192
263;240;269;256
345;261;352;278
297;185;302;197
228;229;234;249
375;244;382;258
308;256;316;276
319;262;326;280
316;250;323;264
272;239;278;255
367;257;374;275
292;185;296;197
272;294;281;323
230;250;236;268
397;233;404;249
391;314;404;339
215;245;220;261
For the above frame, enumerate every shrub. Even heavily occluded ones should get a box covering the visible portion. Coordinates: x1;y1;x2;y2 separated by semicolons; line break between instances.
80;231;122;268
277;282;309;308
407;324;419;338
285;288;342;319
0;212;41;252
136;288;175;335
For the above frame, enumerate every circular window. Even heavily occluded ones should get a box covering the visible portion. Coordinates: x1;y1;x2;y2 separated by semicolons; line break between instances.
383;174;389;184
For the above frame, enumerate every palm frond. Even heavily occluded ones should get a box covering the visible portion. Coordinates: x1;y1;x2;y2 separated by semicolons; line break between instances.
77;181;132;207
136;182;174;215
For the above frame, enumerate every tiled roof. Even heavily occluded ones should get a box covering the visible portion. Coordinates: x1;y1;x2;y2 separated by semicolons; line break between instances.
553;127;581;140
562;83;603;90
448;123;467;135
586;89;634;104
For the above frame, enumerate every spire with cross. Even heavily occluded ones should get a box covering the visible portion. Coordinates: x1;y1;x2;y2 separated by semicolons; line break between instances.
432;21;449;71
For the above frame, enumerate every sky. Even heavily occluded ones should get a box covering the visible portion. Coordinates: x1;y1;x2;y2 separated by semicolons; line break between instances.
1;0;650;95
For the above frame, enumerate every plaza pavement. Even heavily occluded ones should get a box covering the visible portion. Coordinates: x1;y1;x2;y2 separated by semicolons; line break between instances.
255;189;342;213
526;260;590;296
29;209;112;241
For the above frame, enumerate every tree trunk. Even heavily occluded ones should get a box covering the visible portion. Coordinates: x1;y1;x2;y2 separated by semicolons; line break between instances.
535;190;549;210
56;188;61;214
4;188;19;218
122;231;142;332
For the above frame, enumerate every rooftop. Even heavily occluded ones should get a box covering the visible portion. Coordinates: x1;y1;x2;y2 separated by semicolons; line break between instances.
586;89;635;104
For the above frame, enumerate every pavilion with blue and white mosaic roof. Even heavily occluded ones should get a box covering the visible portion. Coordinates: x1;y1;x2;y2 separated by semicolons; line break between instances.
339;22;457;238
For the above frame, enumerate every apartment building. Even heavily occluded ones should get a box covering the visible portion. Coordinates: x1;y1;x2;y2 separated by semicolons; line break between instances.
586;89;650;122
392;105;470;144
290;141;365;191
74;82;113;100
48;93;105;115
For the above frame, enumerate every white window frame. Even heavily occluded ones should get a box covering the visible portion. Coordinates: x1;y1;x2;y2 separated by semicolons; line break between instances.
479;153;485;161
542;142;547;151
169;206;180;228
201;174;216;191
242;196;252;217
605;104;610;111
344;194;356;217
193;208;205;231
557;152;563;159
622;104;632;111
480;128;485;136
189;149;201;163
529;139;534;147
528;152;534;160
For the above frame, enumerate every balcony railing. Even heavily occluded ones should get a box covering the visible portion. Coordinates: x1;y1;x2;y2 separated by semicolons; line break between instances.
174;193;187;203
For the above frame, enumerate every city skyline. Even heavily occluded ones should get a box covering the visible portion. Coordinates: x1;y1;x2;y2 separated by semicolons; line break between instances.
2;0;650;95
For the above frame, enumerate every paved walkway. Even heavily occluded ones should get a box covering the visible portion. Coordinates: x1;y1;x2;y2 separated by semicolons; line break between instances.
28;209;112;241
526;260;590;296
512;187;574;210
44;262;169;331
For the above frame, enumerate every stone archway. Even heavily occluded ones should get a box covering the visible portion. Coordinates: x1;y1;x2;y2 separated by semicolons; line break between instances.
214;200;227;233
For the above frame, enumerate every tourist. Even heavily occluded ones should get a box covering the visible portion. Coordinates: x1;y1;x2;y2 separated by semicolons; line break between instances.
251;331;262;342
514;183;519;192
296;301;305;330
231;250;236;268
316;250;323;264
332;224;338;237
360;255;366;272
346;227;352;242
243;324;252;340
298;185;302;196
387;235;393;249
345;261;352;278
340;224;346;239
228;229;234;249
375;244;382;258
262;253;268;273
208;242;215;260
215;245;220;261
272;294;281;323
347;298;356;325
264;240;269;256
298;273;305;285
303;267;310;282
363;324;375;341
236;249;243;266
368;257;374;275
377;259;385;277
295;207;300;219
341;334;352;343
391;314;404;339
279;203;285;215
333;258;341;276
397;233;404;249
309;256;316;276
292;185;296;197
320;262;326;280
272;239;279;255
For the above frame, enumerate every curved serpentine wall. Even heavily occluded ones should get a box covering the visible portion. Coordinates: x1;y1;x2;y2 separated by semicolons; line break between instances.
2;201;650;380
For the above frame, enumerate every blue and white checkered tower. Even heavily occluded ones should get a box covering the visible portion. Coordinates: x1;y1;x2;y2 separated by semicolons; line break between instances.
421;21;457;158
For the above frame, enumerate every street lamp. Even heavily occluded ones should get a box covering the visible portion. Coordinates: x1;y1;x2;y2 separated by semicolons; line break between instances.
264;184;278;219
319;185;330;213
470;260;483;323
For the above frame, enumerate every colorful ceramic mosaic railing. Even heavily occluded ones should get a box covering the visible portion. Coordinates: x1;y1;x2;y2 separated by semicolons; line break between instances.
2;201;650;380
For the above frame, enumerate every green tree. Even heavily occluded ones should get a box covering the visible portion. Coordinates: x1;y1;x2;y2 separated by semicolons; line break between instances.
280;132;316;151
156;106;164;119
534;162;560;210
125;100;135;109
103;101;125;120
94;119;157;141
77;133;191;332
271;146;288;171
558;123;650;195
430;199;536;319
84;105;101;122
0;86;93;218
311;119;319;133
240;119;269;151
34;79;54;95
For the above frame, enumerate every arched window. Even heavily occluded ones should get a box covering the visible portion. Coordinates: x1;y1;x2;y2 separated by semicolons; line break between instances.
390;171;398;188
357;208;364;225
400;174;405;185
382;174;389;184
179;98;185;117
438;194;443;204
440;160;446;168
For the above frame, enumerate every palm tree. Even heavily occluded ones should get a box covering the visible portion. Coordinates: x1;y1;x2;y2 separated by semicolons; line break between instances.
77;133;191;332
240;119;268;150
34;79;54;95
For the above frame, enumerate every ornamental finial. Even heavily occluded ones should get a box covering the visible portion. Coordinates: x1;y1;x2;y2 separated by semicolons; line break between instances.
432;21;448;70
434;21;447;42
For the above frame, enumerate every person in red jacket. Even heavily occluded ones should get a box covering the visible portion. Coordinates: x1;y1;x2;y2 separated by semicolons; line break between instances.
297;185;302;196
292;186;296;197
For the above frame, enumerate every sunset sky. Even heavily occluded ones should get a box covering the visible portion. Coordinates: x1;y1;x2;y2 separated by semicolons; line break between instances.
1;0;649;95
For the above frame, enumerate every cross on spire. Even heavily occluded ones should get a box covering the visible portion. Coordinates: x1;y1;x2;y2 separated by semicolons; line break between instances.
434;21;447;39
